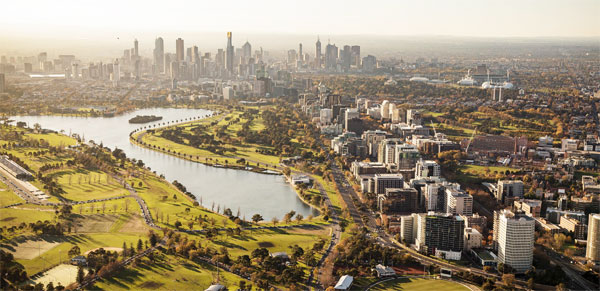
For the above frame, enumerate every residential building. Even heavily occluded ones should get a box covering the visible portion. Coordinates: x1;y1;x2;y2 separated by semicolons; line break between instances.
496;180;524;204
415;160;440;179
378;188;419;214
373;174;404;195
513;199;542;217
586;214;600;262
424;214;465;259
496;210;535;273
464;227;482;250
446;189;473;216
559;215;587;240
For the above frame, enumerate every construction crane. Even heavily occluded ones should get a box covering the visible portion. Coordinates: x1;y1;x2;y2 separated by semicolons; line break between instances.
465;127;477;154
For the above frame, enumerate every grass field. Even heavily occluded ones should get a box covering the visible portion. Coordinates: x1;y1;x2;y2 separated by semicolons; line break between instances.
129;174;236;230
13;232;147;275
0;180;24;207
461;165;518;176
92;252;243;290
25;132;77;147
201;225;330;259
367;278;470;291
47;169;127;201
0;207;56;228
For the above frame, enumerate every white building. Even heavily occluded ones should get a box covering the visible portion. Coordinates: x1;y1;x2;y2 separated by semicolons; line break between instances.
561;138;578;151
320;108;333;124
464;227;482;250
334;275;353;290
415;159;440;179
381;100;390;119
223;86;234;100
446;189;473;216
586;213;600;262
497;210;535;273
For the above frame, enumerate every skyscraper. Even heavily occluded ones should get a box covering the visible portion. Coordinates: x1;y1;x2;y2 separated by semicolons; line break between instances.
351;45;361;66
298;43;303;62
424;214;465;260
325;42;338;70
176;38;184;62
226;32;234;73
315;37;322;68
112;60;120;87
242;41;252;62
0;73;5;93
586;213;600;262
154;37;165;74
133;39;139;57
496;210;535;273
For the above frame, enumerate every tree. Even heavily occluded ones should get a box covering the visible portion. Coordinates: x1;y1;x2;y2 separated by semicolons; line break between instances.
137;239;143;252
68;246;81;258
174;221;182;229
76;265;85;284
502;273;515;289
252;214;264;224
272;217;279;226
527;278;535;290
482;279;495;291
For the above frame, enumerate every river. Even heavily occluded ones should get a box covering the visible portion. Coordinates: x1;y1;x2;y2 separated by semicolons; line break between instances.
12;108;318;220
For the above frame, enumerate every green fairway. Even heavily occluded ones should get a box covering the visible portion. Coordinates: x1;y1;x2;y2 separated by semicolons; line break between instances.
0;207;56;228
91;252;243;290
201;225;330;259
25;132;77;147
0;180;24;207
48;169;127;201
129;174;236;230
368;278;470;291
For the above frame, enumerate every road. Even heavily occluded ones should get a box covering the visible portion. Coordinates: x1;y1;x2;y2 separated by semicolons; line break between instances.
544;247;597;290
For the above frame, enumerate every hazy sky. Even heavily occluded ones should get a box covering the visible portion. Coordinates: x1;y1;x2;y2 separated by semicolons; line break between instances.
2;0;599;37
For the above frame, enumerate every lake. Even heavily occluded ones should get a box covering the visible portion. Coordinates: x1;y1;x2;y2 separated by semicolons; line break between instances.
12;108;317;220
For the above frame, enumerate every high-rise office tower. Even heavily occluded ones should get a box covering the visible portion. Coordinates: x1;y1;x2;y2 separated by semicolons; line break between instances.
191;46;199;63
0;73;5;93
351;45;361;66
298;43;303;62
112;60;120;87
586;213;600;262
315;37;322;68
496;210;535;273
154;37;165;73
176;38;184;62
341;45;351;69
38;52;47;70
242;41;252;61
226;32;234;73
134;39;139;57
325;42;338;69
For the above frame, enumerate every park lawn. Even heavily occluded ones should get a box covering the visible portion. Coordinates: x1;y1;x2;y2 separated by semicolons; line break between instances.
47;169;128;201
25;132;77;147
461;165;518;176
14;232;145;275
92;252;243;290
5;148;73;172
366;277;470;291
0;207;56;228
200;226;330;259
129;175;236;230
72;197;138;216
0;180;25;207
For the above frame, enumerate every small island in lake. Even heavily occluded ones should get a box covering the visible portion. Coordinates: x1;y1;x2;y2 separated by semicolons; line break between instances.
128;115;163;124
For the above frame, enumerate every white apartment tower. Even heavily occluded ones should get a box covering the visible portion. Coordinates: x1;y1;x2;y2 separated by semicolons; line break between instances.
497;210;535;273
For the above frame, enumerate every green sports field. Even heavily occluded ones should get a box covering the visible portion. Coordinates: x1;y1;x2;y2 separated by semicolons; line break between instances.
368;278;471;291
